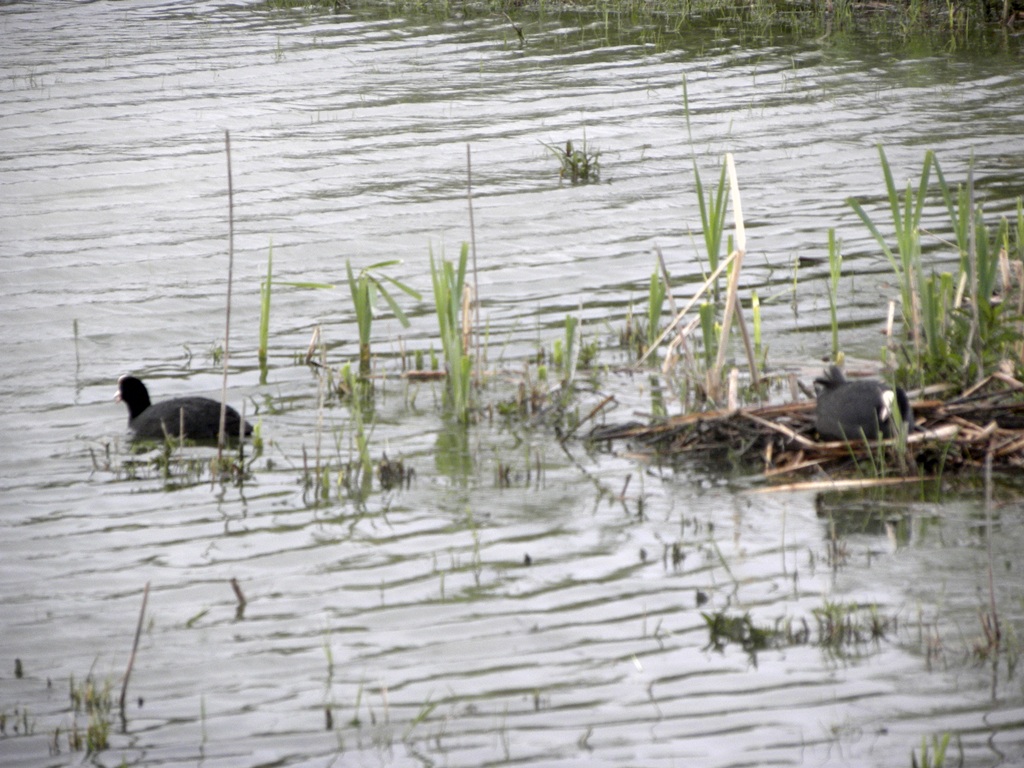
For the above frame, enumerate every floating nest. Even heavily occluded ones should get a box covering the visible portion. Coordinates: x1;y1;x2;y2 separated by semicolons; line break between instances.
590;372;1024;481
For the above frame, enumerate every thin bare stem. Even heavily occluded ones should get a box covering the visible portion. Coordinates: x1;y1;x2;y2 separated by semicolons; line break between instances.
967;154;983;384
119;581;150;720
467;144;481;383
219;129;235;460
983;444;1000;650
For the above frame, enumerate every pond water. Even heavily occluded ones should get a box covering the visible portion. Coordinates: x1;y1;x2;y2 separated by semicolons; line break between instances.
2;0;1024;765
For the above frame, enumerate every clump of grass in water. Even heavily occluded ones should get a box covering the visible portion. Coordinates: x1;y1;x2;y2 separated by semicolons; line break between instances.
848;146;1024;389
346;259;421;377
542;136;600;185
812;601;891;651
912;732;953;768
280;260;421;378
430;243;473;422
702;610;776;655
2;703;33;737
65;673;113;754
638;118;760;406
621;251;673;363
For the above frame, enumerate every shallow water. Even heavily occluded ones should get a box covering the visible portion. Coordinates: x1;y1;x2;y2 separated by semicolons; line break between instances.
2;1;1024;766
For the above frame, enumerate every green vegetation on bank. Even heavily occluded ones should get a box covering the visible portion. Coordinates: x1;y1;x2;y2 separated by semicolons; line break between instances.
260;0;1024;44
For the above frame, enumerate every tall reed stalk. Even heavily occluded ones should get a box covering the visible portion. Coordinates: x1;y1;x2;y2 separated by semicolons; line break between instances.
826;228;842;360
218;130;236;461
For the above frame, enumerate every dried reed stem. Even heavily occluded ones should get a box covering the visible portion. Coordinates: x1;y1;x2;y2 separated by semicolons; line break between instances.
119;581;150;719
635;250;738;368
218;129;236;460
709;154;747;397
466;144;481;381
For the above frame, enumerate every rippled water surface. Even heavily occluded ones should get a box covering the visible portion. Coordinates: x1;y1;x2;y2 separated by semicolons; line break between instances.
2;0;1024;765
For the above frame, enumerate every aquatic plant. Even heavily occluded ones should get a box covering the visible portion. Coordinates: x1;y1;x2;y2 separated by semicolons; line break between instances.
2;704;33;737
694;158;730;304
751;289;764;367
825;228;842;360
911;732;952;768
259;241;273;378
685;76;730;306
321;636;337;731
849;146;1024;388
847;146;930;342
542;136;601;185
429;243;473;421
639;154;761;407
282;260;421;378
813;601;890;650
347;259;422;376
338;361;375;485
646;262;668;353
702;610;776;655
554;313;581;385
67;674;113;754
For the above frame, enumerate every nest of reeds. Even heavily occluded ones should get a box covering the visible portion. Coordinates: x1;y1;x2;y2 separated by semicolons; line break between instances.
589;372;1024;479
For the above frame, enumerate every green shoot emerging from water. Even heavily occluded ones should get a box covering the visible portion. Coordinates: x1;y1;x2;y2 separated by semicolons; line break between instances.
259;241;273;378
430;243;473;422
543;136;600;185
346;259;422;376
826;228;842;360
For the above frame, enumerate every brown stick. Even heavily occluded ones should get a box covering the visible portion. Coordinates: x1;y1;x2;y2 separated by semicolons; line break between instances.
119;581;150;718
230;577;247;608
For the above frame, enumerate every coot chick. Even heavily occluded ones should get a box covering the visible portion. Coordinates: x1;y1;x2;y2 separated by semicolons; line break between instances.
117;375;253;441
813;366;912;441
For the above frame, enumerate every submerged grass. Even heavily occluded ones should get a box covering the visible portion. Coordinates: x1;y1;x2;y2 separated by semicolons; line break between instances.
702;600;895;663
65;673;114;754
911;732;953;768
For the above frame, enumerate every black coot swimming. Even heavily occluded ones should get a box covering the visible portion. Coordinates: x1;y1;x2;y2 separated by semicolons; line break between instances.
813;365;913;441
117;375;253;441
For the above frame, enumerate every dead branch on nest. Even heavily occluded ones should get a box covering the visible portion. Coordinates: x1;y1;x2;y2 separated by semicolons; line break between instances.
589;373;1024;478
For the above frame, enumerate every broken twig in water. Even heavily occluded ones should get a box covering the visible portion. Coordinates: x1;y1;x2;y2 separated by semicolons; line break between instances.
120;581;150;719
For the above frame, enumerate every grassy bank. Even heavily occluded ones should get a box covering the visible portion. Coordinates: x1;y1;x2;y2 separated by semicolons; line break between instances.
263;0;1024;39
